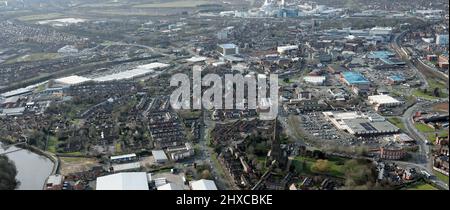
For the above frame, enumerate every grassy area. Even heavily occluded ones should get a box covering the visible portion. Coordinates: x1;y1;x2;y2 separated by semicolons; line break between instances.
17;13;64;21
133;0;210;8
59;157;93;163
406;183;438;190
412;89;440;100
292;156;345;178
434;170;449;185
59;151;84;156
428;79;448;90
46;136;58;153
6;53;61;64
210;151;226;179
428;129;449;143
414;122;435;132
387;117;405;130
115;142;122;154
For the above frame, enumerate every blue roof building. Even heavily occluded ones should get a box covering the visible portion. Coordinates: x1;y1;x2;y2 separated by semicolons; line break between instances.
342;71;370;85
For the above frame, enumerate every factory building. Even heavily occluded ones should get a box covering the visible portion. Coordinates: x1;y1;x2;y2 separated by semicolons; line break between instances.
323;111;399;136
218;43;239;56
368;94;403;111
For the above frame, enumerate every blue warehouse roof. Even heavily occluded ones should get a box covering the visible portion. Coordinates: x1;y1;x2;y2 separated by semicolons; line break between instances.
342;71;370;85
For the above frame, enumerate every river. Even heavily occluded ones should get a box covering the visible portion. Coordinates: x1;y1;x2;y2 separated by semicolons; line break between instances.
0;142;54;190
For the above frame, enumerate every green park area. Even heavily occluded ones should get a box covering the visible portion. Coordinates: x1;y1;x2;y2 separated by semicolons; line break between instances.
414;122;435;132
405;183;438;190
434;170;449;185
292;156;346;178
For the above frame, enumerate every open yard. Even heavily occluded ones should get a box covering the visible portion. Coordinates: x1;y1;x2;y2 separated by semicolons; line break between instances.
59;157;101;175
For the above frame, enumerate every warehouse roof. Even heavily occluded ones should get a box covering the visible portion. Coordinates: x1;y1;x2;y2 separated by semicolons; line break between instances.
368;95;400;104
55;75;92;85
190;179;218;190
96;172;149;190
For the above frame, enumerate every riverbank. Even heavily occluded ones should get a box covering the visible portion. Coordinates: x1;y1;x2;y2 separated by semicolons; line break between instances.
0;139;59;189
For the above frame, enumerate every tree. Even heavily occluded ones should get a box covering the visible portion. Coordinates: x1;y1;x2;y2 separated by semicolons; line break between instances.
311;159;330;173
200;169;211;179
433;88;440;97
0;155;19;190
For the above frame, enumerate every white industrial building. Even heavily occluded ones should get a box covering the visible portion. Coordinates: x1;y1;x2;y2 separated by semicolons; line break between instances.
277;45;298;54
93;62;169;82
152;150;169;164
186;56;207;63
218;43;239;56
368;94;402;111
157;183;183;190
54;75;92;86
303;76;326;85
96;172;149;190
323;111;399;135
57;45;79;54
190;179;218;190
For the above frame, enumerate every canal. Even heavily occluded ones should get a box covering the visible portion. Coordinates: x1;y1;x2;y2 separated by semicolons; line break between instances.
0;142;54;190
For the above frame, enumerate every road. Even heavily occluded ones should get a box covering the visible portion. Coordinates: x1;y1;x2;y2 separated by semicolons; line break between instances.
400;96;449;190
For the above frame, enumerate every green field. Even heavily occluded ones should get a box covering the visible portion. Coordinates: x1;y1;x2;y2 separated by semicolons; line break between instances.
412;89;440;100
387;117;405;130
434;170;449;185
133;0;211;8
6;53;61;64
428;129;449;143
17;13;64;21
414;122;435;132
406;183;438;190
292;156;345;177
46;136;59;153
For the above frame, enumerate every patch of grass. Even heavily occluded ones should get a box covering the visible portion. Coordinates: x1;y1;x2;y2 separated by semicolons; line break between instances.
414;122;435;132
17;13;63;21
428;79;447;90
60;157;92;163
387;117;405;130
292;156;345;178
434;170;449;185
6;53;61;64
46;136;58;153
60;151;83;156
115;142;122;154
406;183;438;190
427;133;437;143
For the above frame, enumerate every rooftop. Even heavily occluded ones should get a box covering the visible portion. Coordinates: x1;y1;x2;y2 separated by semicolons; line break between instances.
55;75;92;85
190;179;218;190
96;172;149;190
342;71;370;85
